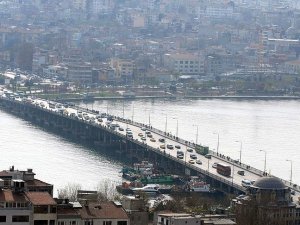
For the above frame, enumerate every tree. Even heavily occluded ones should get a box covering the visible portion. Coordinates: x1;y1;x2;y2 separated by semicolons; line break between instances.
96;179;121;202
57;183;82;201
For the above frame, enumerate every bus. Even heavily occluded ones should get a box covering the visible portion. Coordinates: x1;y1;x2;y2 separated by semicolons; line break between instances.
216;163;231;177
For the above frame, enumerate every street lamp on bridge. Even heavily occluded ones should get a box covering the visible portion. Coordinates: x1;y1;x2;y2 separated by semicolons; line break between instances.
286;159;293;184
213;132;220;154
172;117;178;137
259;149;267;174
193;125;199;146
235;140;242;164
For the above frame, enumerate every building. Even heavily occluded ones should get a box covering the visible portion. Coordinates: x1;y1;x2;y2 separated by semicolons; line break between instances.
110;59;135;83
0;167;130;225
163;53;205;76
78;201;129;225
122;196;148;225
233;176;300;225
155;213;236;225
25;192;57;225
67;63;92;84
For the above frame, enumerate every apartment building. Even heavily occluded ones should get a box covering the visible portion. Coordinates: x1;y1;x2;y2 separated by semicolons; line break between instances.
0;167;130;225
163;53;204;76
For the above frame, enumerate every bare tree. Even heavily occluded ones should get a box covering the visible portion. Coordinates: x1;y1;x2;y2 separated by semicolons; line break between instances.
95;179;121;202
57;183;82;201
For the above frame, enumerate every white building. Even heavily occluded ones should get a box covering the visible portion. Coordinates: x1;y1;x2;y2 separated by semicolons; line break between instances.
164;53;205;75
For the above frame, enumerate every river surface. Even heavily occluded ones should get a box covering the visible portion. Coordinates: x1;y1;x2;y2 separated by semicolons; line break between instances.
1;99;300;195
80;98;300;185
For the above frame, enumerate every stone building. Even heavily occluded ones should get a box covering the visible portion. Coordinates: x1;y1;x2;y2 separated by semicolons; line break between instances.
233;176;300;225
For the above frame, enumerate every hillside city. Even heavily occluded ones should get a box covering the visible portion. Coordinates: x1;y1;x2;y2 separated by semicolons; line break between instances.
0;0;300;97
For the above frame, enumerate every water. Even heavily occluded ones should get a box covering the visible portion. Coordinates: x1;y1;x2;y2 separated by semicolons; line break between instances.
1;99;299;195
81;98;300;185
0;111;122;195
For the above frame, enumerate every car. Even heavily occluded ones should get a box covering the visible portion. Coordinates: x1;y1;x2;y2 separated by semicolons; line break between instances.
97;118;103;122
167;144;174;149
237;170;245;176
145;131;151;135
212;162;219;168
126;134;133;138
141;137;146;141
177;155;184;159
141;127;146;131
189;159;195;164
196;160;202;165
190;154;197;159
147;134;153;138
150;138;156;142
204;154;212;159
138;133;143;137
118;127;124;131
175;145;181;149
177;150;184;155
126;128;131;132
160;145;166;149
241;179;252;188
187;148;193;152
159;138;165;143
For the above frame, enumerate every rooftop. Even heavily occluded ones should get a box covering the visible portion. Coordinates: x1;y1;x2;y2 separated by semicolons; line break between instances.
78;202;129;220
25;192;57;205
252;177;287;190
0;189;27;203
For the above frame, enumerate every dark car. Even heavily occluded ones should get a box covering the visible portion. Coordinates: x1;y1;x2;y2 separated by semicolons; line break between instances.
159;138;165;143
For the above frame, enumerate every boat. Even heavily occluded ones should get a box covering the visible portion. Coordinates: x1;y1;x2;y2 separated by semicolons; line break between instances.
131;184;173;195
132;184;160;194
140;175;174;185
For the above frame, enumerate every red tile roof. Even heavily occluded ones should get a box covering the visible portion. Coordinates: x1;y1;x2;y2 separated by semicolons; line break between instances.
0;189;27;202
78;202;129;220
26;179;52;187
25;192;56;205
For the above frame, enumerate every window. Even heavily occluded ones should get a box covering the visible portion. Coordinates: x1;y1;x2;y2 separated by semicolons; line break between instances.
50;220;55;225
12;216;29;222
117;222;127;225
50;206;57;213
34;205;48;214
71;221;76;225
84;221;93;225
103;222;112;225
0;216;6;222
58;222;65;225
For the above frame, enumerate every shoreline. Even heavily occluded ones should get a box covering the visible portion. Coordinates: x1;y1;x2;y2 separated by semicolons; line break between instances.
54;95;300;102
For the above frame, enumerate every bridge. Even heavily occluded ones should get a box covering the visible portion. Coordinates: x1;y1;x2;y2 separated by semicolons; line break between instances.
0;93;299;198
